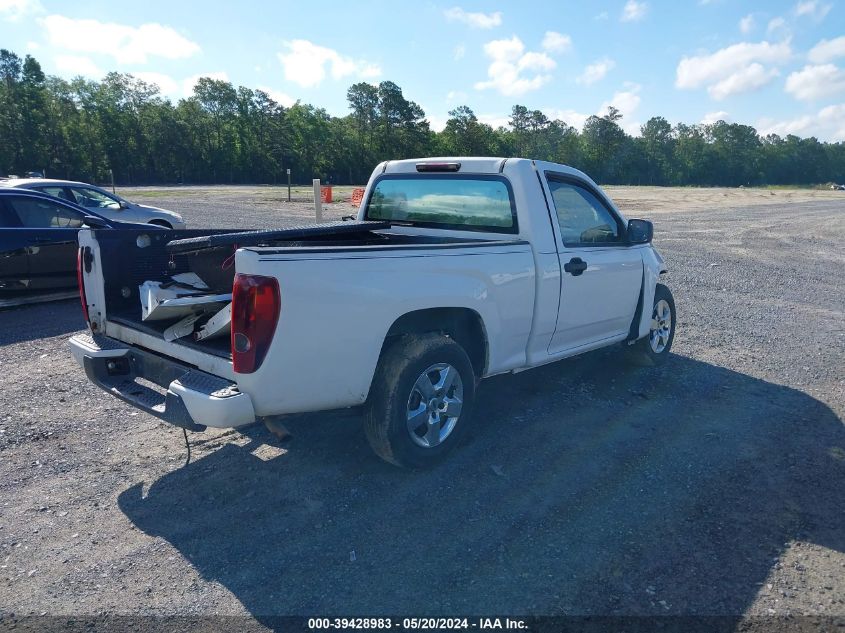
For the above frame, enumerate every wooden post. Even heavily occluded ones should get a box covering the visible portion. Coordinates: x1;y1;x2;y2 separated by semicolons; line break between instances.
313;178;323;223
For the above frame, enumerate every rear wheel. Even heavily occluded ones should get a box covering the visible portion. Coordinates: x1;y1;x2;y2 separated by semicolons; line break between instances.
364;333;475;468
628;283;676;366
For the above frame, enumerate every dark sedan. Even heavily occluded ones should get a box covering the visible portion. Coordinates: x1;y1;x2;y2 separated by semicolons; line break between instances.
0;189;136;307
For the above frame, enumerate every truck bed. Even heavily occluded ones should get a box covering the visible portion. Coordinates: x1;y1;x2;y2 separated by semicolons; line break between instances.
91;223;522;360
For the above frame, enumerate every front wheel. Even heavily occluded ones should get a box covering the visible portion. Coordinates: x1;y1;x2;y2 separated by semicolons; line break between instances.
628;283;676;365
364;333;476;468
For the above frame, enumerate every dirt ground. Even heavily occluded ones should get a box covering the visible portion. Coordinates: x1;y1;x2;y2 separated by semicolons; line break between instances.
0;186;843;630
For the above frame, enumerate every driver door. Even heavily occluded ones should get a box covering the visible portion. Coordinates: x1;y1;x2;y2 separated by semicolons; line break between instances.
544;175;643;355
4;195;86;292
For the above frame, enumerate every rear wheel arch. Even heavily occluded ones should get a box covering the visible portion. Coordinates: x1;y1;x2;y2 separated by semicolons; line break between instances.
377;307;489;380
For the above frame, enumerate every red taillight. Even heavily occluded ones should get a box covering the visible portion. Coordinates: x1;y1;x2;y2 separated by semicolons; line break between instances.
231;274;280;374
77;247;89;324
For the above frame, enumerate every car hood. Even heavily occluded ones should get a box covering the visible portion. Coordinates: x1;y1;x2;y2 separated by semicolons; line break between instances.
131;203;185;225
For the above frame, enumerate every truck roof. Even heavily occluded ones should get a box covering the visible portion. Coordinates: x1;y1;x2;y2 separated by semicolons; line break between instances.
381;157;590;181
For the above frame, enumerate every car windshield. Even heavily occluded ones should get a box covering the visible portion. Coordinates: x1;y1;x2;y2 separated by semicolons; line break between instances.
71;187;121;210
364;175;517;233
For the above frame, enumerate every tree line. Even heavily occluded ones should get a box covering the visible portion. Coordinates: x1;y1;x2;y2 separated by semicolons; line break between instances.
1;49;843;187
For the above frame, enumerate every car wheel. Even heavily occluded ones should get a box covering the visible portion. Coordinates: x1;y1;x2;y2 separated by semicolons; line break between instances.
364;333;476;468
628;283;676;366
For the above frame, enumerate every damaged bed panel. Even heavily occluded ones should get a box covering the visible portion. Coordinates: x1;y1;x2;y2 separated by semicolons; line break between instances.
195;304;232;341
139;281;230;321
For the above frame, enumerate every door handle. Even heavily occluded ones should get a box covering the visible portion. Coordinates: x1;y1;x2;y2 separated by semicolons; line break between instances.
564;257;588;276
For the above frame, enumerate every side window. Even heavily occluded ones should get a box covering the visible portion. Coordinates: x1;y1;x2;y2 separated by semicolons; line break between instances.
34;186;75;203
70;187;120;209
0;201;22;227
547;179;622;246
7;196;85;228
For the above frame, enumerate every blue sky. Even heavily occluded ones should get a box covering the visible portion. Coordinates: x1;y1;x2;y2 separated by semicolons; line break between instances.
1;0;844;140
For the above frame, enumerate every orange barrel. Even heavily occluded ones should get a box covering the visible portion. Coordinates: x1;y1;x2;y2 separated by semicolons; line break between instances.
320;186;333;203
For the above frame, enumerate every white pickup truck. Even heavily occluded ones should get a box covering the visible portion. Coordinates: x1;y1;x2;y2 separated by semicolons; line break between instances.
70;158;675;467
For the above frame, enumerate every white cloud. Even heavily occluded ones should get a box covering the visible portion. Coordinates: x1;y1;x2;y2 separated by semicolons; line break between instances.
474;36;555;96
542;31;572;54
42;15;200;64
443;7;502;29
676;40;791;99
794;0;832;19
258;86;296;107
599;83;642;134
702;110;731;124
454;44;466;60
477;114;511;129
54;55;102;78
278;40;381;88
758;103;845;140
132;71;179;95
621;0;648;22
595;11;609;20
546;109;590;130
739;14;755;34
767;17;787;35
182;72;229;97
577;57;615;85
709;63;779;100
785;64;845;101
25;40;39;51
446;90;468;102
427;114;448;133
808;36;845;63
0;0;42;21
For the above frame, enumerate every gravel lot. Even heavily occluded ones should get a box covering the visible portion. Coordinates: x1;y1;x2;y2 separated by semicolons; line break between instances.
0;187;843;629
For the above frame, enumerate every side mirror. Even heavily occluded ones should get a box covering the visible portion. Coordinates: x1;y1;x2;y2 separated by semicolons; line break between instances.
119;200;130;210
627;218;653;244
82;215;110;229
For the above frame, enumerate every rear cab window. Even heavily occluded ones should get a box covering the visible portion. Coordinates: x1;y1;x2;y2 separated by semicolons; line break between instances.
364;175;518;233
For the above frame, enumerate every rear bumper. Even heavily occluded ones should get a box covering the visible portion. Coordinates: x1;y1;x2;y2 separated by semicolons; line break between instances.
69;333;255;431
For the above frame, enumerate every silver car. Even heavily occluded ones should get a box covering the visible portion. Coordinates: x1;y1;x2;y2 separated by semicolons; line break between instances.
2;179;185;228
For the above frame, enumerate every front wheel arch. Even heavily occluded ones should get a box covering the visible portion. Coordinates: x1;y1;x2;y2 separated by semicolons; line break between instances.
148;219;173;229
628;283;676;366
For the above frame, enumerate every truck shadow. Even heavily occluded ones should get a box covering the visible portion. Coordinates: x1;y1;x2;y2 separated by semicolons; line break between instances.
118;351;844;621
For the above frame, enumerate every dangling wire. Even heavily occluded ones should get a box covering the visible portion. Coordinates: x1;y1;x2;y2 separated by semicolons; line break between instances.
221;244;238;270
183;428;192;466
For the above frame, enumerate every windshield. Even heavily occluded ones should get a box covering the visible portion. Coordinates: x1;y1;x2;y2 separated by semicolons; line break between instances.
71;187;121;210
364;175;517;233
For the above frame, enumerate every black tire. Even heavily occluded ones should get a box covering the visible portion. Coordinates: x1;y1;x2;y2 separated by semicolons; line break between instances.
628;283;676;366
364;333;476;468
